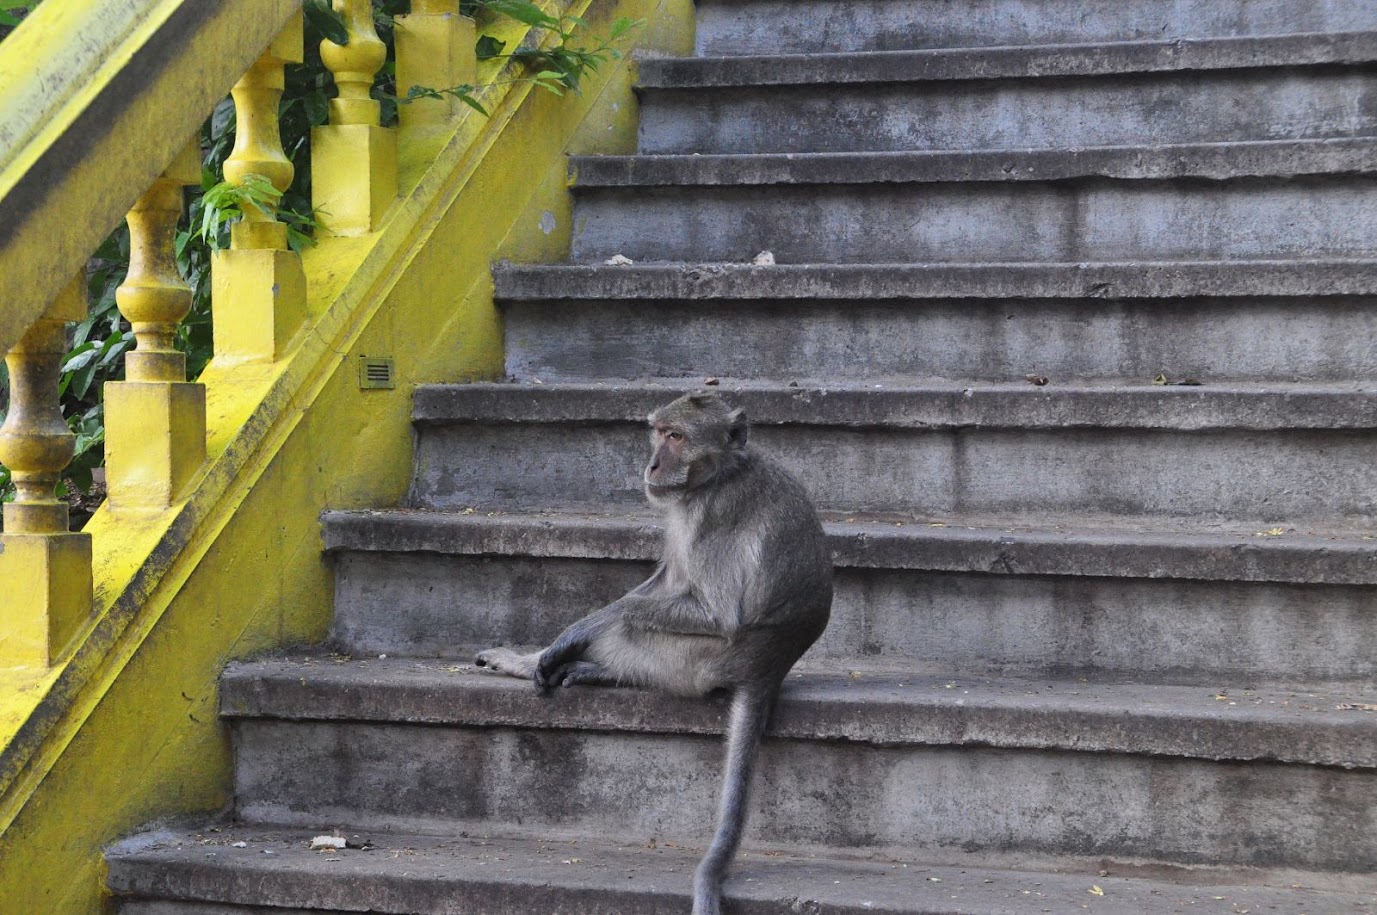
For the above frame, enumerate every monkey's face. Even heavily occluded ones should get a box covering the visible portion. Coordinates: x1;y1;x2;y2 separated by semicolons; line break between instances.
643;393;750;502
645;422;695;498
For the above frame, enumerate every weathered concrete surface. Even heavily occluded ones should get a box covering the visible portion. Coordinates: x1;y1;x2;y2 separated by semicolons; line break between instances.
502;293;1377;384
647;32;1377;88
570;178;1377;264
639;71;1377;155
493;259;1377;302
323;509;1377;585
324;510;1377;681
407;383;1377;521
694;0;1377;55
412;381;1377;431
499;259;1377;383
330;549;1377;683
111;827;1377;915
573;140;1377;186
220;659;1377;767
222;672;1377;870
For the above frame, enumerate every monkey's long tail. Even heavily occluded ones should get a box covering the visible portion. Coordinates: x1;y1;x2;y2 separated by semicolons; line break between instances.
692;678;781;915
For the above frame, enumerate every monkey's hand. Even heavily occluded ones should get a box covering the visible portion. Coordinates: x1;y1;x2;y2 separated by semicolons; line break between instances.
544;660;608;689
533;640;582;692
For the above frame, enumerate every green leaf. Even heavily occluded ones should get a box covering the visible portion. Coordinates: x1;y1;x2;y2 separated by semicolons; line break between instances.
457;93;489;116
61;342;99;375
303;89;330;126
609;17;644;39
304;0;350;45
475;35;505;59
209;97;236;144
481;0;557;28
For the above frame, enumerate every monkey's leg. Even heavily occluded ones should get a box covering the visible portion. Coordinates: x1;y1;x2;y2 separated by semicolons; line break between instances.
473;647;543;679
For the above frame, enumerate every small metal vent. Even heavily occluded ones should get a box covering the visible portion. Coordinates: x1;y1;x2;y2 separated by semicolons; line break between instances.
358;356;395;390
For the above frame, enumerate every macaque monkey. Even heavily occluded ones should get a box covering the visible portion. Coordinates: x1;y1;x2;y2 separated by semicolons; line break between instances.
476;392;833;915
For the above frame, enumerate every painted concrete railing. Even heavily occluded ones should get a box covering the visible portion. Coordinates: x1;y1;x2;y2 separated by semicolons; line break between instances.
0;1;476;666
0;0;689;906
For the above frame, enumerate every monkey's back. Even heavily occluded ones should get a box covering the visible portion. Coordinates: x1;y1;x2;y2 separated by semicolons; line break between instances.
669;448;833;685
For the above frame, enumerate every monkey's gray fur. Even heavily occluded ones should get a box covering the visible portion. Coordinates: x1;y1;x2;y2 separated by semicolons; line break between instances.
476;391;833;915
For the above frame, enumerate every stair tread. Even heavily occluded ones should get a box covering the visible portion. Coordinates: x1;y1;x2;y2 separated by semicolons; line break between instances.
494;258;1377;300
106;826;1377;914
569;138;1377;186
638;30;1377;88
323;507;1377;586
220;656;1377;767
409;379;1377;430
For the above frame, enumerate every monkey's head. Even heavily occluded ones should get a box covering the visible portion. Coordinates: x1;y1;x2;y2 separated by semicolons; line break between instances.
643;393;749;502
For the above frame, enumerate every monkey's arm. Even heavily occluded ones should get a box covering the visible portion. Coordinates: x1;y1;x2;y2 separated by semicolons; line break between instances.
534;578;729;690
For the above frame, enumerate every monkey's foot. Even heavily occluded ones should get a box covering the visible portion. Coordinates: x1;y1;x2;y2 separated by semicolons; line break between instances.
473;647;540;679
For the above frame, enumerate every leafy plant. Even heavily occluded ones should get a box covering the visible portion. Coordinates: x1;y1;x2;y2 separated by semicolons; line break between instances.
193;174;320;252
397;1;643;115
0;0;40;34
0;0;637;521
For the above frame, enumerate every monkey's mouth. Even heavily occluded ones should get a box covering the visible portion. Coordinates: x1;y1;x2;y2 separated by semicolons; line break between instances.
644;481;682;497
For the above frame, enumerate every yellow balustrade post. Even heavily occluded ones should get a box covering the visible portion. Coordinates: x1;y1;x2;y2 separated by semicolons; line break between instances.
0;278;93;666
313;0;398;235
104;140;207;510
212;17;308;363
394;0;478;143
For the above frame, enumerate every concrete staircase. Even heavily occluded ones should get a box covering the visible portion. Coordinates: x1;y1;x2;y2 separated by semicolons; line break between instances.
108;1;1377;912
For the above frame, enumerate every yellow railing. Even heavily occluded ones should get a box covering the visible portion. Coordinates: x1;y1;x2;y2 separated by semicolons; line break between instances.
0;0;693;907
0;0;480;666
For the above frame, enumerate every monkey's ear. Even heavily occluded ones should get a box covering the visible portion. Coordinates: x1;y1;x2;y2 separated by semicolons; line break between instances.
728;409;749;448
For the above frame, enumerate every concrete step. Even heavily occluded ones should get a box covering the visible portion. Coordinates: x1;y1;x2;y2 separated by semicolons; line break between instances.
209;658;1377;871
568;145;1377;264
107;826;1377;915
495;259;1377;384
694;0;1377;56
572;138;1377;186
323;509;1377;683
405;382;1377;523
636;34;1377;154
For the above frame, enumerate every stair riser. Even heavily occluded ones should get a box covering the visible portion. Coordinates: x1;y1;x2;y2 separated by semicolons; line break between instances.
411;422;1377;522
232;719;1377;871
570;179;1377;264
504;297;1377;384
118;906;282;915
638;72;1377;155
695;0;1377;55
332;552;1377;683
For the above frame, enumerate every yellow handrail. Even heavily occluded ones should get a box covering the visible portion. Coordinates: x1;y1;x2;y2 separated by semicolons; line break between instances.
0;0;302;355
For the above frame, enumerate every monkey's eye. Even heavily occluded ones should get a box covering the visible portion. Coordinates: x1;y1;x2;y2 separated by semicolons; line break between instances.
667;431;684;441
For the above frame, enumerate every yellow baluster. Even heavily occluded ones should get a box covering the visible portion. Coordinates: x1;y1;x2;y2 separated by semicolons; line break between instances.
395;0;478;145
104;140;207;510
212;17;308;363
313;0;398;235
0;278;93;665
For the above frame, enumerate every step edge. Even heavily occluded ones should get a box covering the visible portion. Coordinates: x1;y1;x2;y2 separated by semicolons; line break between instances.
107;827;1377;915
491;259;1377;301
217;661;1377;769
407;382;1377;431
320;510;1377;586
566;139;1377;188
636;31;1377;88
